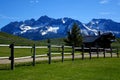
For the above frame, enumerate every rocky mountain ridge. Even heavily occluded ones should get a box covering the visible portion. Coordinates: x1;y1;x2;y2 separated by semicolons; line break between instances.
1;15;120;40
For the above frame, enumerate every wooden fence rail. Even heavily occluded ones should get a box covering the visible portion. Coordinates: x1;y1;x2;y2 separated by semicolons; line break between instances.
0;44;119;70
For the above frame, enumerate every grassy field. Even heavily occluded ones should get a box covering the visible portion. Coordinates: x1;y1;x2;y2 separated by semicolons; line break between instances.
0;46;73;57
0;32;120;80
0;58;120;80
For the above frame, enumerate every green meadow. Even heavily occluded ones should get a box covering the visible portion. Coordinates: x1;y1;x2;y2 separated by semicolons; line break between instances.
0;32;120;80
0;58;120;80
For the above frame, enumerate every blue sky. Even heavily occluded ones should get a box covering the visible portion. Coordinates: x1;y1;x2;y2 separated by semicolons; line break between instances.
0;0;120;28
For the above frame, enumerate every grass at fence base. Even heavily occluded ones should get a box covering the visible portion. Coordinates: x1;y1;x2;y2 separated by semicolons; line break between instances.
0;58;120;80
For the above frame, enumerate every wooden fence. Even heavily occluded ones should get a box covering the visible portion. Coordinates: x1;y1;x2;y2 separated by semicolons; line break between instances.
0;44;119;70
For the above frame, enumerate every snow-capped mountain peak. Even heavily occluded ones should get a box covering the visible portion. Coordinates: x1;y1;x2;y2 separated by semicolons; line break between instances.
1;16;120;40
20;24;39;34
41;26;59;36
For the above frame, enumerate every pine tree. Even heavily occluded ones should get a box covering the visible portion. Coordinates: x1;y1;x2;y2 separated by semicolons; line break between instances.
64;23;82;47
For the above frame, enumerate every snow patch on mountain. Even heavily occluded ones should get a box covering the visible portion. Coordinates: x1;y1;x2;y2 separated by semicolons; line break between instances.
62;18;66;24
91;21;99;25
20;24;39;34
83;24;98;35
41;26;59;35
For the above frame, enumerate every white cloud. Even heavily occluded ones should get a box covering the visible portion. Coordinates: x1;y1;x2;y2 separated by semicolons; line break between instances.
99;0;109;4
99;12;111;15
30;0;39;3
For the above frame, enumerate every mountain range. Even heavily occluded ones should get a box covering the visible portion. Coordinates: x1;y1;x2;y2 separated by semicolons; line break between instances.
1;15;120;40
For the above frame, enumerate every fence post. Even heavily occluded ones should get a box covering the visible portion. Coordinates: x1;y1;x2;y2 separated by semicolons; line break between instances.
103;47;106;58
9;43;14;70
97;47;99;58
72;45;75;61
117;48;119;58
48;44;51;64
32;44;36;66
89;47;91;59
61;45;64;62
110;47;113;58
81;45;84;60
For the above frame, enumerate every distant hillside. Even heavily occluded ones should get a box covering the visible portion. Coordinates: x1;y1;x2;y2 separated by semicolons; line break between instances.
0;32;35;45
0;32;65;46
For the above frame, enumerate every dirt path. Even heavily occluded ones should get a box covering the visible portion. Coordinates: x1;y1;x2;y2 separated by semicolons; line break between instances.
0;53;118;64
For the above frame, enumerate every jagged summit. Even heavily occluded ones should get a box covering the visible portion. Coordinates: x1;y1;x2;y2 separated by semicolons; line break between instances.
1;16;120;40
